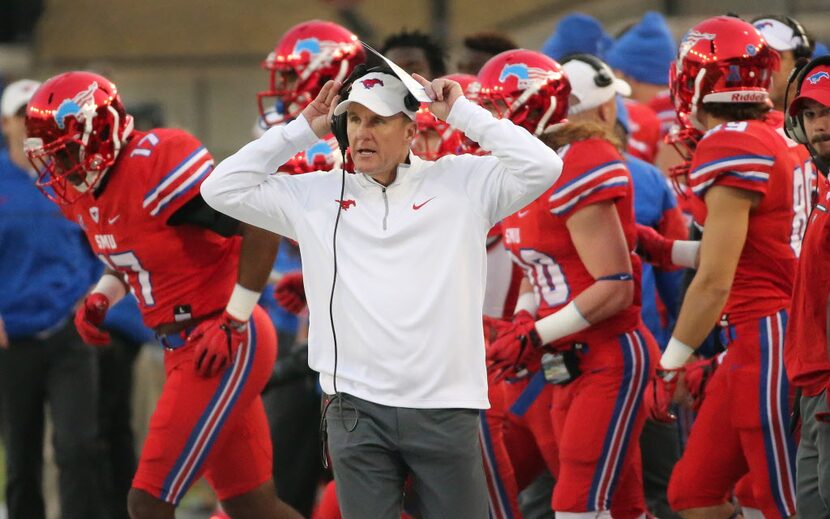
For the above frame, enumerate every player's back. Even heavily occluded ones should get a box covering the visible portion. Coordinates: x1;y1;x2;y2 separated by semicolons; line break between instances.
687;114;815;324
503;137;641;346
62;128;241;329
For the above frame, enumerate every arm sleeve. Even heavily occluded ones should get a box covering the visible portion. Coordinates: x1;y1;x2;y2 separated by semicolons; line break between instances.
167;194;241;237
200;116;321;239
445;97;563;224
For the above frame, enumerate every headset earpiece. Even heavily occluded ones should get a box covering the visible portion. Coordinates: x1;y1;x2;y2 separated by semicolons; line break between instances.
562;53;613;88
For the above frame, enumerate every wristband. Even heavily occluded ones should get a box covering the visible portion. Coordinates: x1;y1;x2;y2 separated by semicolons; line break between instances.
92;273;128;305
671;240;700;269
514;292;538;316
225;283;261;322
661;337;695;369
534;301;591;344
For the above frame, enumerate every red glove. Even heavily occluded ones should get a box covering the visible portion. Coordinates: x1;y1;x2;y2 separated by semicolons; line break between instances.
187;311;248;378
636;224;679;271
274;272;306;314
683;356;718;411
485;310;543;382
74;292;111;346
645;367;682;423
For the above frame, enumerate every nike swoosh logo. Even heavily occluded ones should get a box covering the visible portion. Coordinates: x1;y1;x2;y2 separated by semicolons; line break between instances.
107;215;120;224
517;210;529;217
412;197;436;211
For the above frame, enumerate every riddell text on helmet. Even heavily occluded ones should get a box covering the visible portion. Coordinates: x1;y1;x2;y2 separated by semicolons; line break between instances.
731;92;766;102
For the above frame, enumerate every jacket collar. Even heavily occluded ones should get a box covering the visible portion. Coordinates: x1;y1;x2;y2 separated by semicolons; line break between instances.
355;152;425;189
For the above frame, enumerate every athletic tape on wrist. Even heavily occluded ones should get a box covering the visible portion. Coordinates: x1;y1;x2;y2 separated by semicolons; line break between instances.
535;300;591;344
661;337;695;369
671;240;700;269
92;273;128;305
225;283;261;322
514;292;538;316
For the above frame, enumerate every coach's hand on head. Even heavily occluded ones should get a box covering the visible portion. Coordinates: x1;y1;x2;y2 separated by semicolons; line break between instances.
412;74;463;121
302;79;342;138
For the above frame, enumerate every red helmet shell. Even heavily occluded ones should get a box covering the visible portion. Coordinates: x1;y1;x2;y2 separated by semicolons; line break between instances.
25;71;133;204
476;49;570;135
671;16;779;128
258;20;365;127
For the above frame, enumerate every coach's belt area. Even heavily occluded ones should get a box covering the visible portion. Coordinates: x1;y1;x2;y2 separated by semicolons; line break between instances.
156;327;196;350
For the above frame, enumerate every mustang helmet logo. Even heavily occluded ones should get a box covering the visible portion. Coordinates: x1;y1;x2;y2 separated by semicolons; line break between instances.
498;63;555;89
54;82;99;130
678;30;716;71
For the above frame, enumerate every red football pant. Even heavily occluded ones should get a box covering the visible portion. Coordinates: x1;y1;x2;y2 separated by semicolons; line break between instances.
668;310;797;518
551;327;656;518
502;377;559;489
132;306;278;504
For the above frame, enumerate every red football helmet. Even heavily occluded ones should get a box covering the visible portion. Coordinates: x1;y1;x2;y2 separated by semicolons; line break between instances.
671;16;779;130
25;71;134;204
258;20;365;127
476;50;570;136
412;73;478;160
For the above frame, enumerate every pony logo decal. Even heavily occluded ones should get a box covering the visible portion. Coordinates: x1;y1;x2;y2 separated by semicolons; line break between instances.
360;78;384;89
305;141;333;166
290;38;345;68
498;63;553;89
54;82;99;130
808;71;830;85
678;30;716;71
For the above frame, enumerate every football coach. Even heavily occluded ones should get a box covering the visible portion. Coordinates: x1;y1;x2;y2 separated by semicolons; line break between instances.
201;63;562;518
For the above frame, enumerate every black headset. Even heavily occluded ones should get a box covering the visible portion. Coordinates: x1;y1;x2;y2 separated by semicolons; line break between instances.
561;53;614;88
751;15;814;61
329;63;420;153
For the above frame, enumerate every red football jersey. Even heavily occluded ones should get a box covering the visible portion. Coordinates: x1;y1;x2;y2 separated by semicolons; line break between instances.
646;89;676;139
502;138;641;347
61;129;241;328
785;173;830;396
625;100;661;164
686;113;816;324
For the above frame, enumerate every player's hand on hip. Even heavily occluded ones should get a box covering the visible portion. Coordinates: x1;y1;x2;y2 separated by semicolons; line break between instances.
645;366;684;423
274;271;306;314
485;311;543;382
301;79;342;138
74;292;111;346
412;74;463;121
188;311;248;378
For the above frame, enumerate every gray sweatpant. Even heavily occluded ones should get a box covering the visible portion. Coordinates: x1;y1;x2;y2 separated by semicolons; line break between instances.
325;393;489;519
797;392;830;518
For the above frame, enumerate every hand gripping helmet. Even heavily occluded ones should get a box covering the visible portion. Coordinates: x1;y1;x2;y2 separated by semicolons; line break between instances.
412;73;478;160
671;16;779;130
476;49;570;136
257;20;365;127
24;71;134;204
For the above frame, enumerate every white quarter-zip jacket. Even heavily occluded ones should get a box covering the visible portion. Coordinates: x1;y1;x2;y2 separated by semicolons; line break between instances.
201;97;562;409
